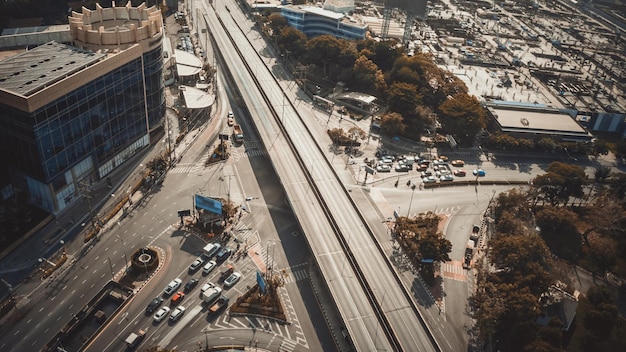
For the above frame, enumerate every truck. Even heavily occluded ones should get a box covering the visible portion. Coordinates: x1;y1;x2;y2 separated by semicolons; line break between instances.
209;295;229;315
202;284;222;304
125;329;146;349
233;124;243;144
463;239;476;270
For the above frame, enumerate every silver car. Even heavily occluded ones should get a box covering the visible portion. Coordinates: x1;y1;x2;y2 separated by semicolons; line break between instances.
163;278;182;295
153;306;170;323
170;306;186;322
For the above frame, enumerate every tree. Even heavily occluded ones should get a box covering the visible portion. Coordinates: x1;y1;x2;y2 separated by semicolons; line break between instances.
418;231;452;262
535;206;581;261
489;233;553;295
379;112;406;137
305;35;343;75
437;93;486;146
349;55;387;96
358;38;404;72
532;162;588;206
268;13;287;34
586;232;618;275
277;27;307;58
386;82;421;114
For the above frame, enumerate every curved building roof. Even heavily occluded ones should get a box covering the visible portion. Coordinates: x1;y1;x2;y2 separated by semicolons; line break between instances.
175;49;203;77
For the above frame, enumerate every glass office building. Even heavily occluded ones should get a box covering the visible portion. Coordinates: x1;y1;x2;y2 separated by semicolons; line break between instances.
0;4;164;214
281;5;368;40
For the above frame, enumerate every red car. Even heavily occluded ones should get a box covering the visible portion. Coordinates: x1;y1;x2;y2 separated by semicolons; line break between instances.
171;292;185;305
454;169;466;177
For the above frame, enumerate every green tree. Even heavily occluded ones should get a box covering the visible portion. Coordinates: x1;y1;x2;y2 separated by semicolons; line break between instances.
532;162;588;205
305;35;343;75
268;13;287;34
489;233;553;295
379;112;406;137
535;206;581;261
349;55;387;96
418;231;452;262
357;38;404;72
387;82;421;114
437;93;486;146
586;232;618;275
277;27;307;58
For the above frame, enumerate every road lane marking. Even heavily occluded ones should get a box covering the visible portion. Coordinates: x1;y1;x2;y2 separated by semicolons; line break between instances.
69;304;73;309
93;269;98;274
14;330;20;336
39;307;44;312
44;328;49;333
94;255;99;261
71;289;76;295
26;319;31;324
105;247;109;251
101;273;106;278
51;296;55;301
82;279;87;284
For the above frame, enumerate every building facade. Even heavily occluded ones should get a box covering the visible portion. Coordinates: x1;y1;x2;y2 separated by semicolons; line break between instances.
281;5;368;40
0;3;164;214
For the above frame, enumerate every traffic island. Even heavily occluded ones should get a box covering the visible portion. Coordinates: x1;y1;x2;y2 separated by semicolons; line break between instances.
229;275;287;323
117;247;160;289
205;140;229;166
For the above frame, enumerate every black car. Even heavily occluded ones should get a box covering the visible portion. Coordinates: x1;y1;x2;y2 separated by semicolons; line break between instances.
146;297;163;313
216;247;232;263
184;278;199;292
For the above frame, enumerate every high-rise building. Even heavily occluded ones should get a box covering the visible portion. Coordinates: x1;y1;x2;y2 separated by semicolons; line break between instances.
0;3;164;214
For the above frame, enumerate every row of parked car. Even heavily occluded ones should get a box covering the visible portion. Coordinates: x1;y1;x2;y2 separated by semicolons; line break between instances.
374;152;487;184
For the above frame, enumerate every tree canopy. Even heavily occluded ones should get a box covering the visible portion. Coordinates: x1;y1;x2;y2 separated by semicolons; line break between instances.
437;93;486;145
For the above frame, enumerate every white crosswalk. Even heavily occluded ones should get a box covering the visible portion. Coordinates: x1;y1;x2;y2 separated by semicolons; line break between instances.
232;222;259;246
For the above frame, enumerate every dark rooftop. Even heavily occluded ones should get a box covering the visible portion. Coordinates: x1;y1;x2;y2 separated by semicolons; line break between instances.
0;41;104;96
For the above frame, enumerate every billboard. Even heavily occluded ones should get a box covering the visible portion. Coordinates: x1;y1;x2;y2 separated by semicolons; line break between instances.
194;194;222;215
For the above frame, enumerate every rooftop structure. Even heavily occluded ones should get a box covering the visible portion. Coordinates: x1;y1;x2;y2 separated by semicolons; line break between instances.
281;5;368;40
486;101;593;142
0;2;164;214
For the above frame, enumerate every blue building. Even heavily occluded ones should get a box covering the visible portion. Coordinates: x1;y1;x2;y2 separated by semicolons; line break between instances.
0;3;164;214
281;5;368;40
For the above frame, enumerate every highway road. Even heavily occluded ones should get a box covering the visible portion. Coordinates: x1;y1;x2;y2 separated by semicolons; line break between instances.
203;1;443;350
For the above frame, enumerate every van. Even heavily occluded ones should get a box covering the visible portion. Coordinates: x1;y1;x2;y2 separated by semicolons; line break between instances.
203;243;221;258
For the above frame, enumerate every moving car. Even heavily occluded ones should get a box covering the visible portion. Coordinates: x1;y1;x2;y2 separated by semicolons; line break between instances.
216;247;232;263
200;282;217;294
202;260;217;274
454;169;466;177
184;279;199;292
472;169;486;177
163;278;182;295
170;306;186;322
171;291;185;305
153;306;171;323
146;297;163;313
223;272;242;288
188;257;204;273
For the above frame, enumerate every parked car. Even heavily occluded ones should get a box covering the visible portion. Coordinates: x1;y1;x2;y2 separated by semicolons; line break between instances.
223;272;242;288
153;306;170;323
420;171;432;177
146;297;163;313
184;279;199;292
171;292;185;305
395;164;410;172
376;165;391;172
440;175;454;182
169;306;186;322
423;176;437;183
163;278;182;295
451;159;465;167
202;260;217;275
415;163;428;172
454;169;467;177
472;169;486;177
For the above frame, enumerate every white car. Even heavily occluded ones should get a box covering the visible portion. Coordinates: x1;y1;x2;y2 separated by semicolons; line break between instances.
200;282;216;294
423;176;437;183
163;278;182;295
153;306;171;323
223;272;241;288
376;164;391;173
170;306;186;322
188;257;204;272
202;260;217;274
